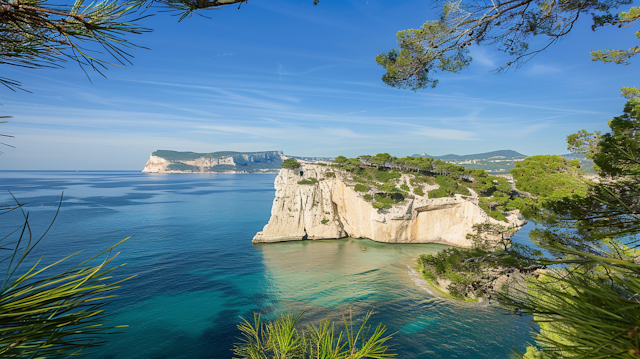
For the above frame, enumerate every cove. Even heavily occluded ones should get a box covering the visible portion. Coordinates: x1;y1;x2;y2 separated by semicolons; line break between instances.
0;171;533;358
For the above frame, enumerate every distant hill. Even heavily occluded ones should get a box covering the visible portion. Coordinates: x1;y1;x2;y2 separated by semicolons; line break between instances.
412;150;527;161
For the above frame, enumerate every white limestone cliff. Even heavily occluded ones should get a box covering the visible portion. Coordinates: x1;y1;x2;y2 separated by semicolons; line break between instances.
253;164;525;247
141;150;285;173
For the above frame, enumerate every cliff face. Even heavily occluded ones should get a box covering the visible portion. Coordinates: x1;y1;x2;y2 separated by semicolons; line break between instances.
141;150;284;173
253;165;524;247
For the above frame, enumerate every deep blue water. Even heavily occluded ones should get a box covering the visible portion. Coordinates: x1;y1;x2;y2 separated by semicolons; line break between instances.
0;172;535;358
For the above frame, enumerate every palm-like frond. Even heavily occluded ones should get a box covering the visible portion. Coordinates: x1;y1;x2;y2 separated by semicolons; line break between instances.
0;193;132;357
233;311;396;359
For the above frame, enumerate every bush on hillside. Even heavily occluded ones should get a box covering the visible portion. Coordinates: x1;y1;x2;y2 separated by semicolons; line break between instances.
297;178;318;185
282;158;301;169
354;184;369;192
374;169;401;183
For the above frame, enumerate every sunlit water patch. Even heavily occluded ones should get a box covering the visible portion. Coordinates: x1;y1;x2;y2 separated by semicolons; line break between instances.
0;171;534;358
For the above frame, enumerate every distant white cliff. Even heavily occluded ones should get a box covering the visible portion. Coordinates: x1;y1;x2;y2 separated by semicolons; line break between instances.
253;164;524;247
141;150;285;173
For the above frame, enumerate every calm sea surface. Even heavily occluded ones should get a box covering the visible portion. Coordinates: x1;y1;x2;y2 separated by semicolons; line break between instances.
0;171;535;358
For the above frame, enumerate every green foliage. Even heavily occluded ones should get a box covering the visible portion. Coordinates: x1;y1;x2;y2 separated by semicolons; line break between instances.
489;210;507;222
497;98;640;358
426;187;449;199
167;162;199;172
0;200;130;357
333;156;348;164
283;158;302;169
503;254;640;359
593;100;640;177
376;182;398;193
354;184;369;192
325;171;335;178
413;186;424;196
363;194;373;201
374;193;403;205
590;25;640;64
297;178;318;185
321;219;329;225
372;202;392;209
419;243;542;300
400;184;410;191
410;176;435;185
375;19;471;90
505;196;538;218
511;155;586;198
373;170;401;183
0;0;281;92
428;176;470;198
232;311;396;359
376;0;638;90
353;176;367;184
566;130;601;158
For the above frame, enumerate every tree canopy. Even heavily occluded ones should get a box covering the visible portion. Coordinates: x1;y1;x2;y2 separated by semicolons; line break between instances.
376;0;640;90
282;158;301;169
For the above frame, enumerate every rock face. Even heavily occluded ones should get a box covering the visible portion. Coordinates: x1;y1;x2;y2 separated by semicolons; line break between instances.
142;150;285;173
253;165;524;247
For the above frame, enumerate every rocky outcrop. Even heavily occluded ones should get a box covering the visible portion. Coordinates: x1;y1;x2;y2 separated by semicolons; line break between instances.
142;150;285;173
253;165;524;247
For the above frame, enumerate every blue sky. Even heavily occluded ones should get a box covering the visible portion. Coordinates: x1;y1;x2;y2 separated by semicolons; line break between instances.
2;0;638;170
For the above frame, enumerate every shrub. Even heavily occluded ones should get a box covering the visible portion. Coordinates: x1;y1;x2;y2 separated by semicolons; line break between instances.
375;193;403;204
377;182;398;193
297;178;318;185
410;176;435;185
353;176;367;183
321;219;329;224
232;312;394;358
374;169;401;183
414;186;424;196
354;184;369;192
325;171;335;178
363;194;373;201
428;187;450;198
400;184;410;191
489;210;508;222
372;202;392;209
282;158;301;169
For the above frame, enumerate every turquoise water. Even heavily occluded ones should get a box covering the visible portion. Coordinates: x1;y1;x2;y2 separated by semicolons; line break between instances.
0;172;534;358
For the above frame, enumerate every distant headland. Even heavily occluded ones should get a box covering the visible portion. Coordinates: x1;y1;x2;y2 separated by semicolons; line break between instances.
141;150;286;173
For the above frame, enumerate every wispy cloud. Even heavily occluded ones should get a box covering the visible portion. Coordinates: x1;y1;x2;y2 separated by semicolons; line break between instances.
525;63;562;76
408;125;476;141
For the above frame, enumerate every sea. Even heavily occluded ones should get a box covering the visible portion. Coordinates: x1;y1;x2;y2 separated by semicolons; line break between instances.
0;171;535;358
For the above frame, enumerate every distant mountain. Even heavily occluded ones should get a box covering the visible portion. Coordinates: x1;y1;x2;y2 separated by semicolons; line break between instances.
412;150;527;161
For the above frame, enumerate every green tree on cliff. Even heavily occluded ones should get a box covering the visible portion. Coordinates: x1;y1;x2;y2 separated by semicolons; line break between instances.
282;158;301;169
